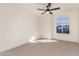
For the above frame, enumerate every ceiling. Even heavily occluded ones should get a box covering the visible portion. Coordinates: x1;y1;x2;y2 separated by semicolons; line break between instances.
0;3;79;15
36;3;79;15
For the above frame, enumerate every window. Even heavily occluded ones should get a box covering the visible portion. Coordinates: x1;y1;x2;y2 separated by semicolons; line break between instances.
56;16;70;34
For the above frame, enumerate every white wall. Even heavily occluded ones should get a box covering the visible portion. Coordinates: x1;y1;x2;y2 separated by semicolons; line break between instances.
52;10;79;42
39;10;79;42
0;4;40;52
39;14;52;39
77;10;79;42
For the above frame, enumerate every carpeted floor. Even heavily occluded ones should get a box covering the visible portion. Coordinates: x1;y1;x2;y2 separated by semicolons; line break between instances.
0;40;79;56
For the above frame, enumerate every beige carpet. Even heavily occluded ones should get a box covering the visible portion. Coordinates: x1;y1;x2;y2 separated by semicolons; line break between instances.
0;40;79;56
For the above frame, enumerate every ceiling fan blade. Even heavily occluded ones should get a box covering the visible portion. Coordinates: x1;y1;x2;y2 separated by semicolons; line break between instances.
37;9;46;11
49;11;53;14
50;7;60;11
41;11;47;15
47;3;51;8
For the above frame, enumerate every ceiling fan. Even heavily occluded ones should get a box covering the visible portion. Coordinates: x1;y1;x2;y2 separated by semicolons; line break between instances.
37;3;61;15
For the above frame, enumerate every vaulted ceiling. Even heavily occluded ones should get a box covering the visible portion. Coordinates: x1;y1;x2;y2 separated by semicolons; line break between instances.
36;3;79;14
0;3;79;15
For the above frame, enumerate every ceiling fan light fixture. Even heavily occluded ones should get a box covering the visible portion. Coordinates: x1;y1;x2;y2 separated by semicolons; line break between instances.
37;3;61;15
46;12;49;13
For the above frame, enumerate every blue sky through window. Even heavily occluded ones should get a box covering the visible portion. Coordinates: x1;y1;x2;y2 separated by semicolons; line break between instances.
56;16;69;25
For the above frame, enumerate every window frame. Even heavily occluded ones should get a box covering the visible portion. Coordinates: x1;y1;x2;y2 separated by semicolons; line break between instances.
56;15;70;34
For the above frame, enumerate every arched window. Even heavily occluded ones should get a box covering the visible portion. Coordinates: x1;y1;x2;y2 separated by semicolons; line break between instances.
56;16;70;34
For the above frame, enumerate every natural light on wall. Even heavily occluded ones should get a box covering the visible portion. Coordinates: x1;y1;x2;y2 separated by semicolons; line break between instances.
29;36;58;43
29;36;37;43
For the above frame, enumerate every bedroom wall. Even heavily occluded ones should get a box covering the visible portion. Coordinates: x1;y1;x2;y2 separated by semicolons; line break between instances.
39;14;52;39
52;10;79;42
0;4;40;52
39;10;79;42
77;10;79;42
